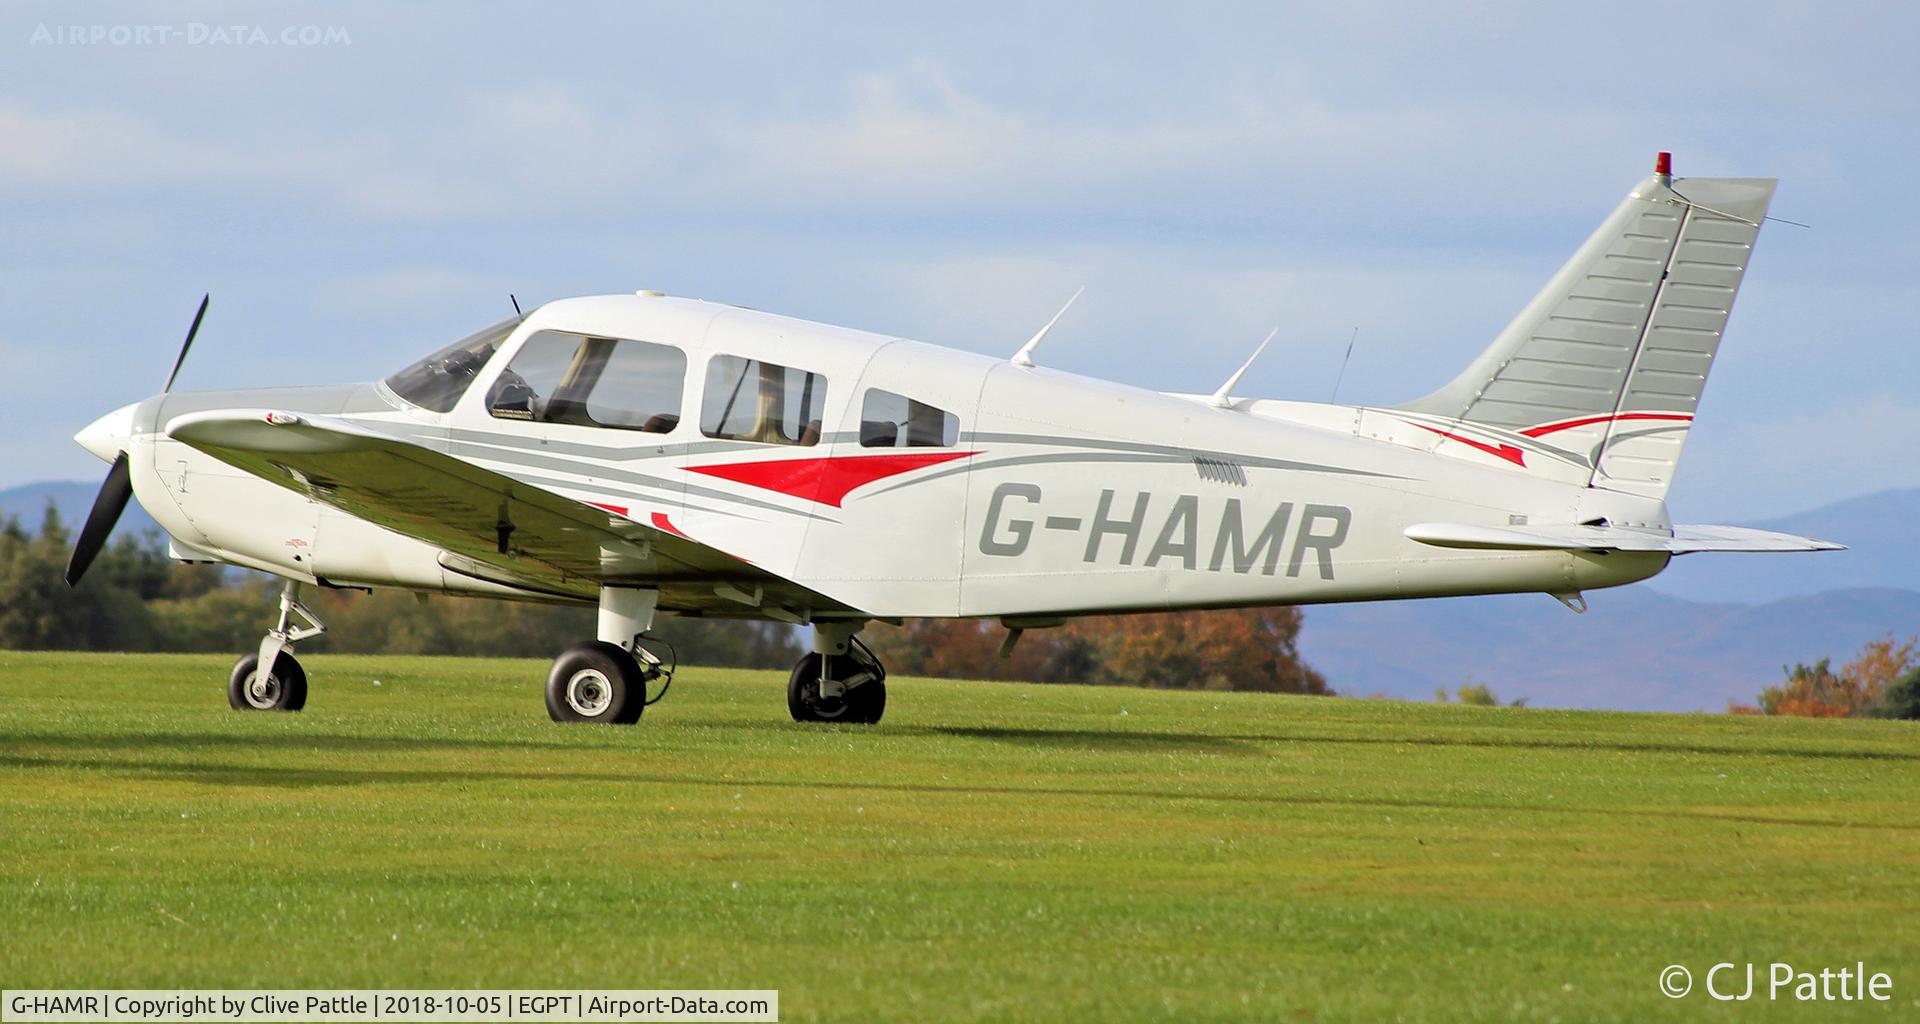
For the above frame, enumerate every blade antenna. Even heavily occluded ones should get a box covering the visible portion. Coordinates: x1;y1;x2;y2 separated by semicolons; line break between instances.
1210;326;1281;408
1329;326;1359;403
163;293;210;394
1011;286;1085;368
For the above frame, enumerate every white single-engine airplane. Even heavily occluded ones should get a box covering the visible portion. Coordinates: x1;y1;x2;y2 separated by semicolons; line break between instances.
66;154;1838;724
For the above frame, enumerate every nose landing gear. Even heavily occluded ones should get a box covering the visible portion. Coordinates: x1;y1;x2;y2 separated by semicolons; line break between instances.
228;579;325;712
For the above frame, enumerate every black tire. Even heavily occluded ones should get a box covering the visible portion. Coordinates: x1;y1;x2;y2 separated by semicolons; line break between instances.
787;652;887;724
545;641;645;724
228;651;308;712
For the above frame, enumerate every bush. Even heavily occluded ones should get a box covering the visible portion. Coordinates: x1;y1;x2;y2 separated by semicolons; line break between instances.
1874;666;1920;720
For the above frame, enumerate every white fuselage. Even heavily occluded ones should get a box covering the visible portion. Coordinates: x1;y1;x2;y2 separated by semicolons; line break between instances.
119;293;1670;622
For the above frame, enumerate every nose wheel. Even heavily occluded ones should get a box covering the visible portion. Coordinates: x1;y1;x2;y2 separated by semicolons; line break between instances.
228;650;308;711
229;579;324;713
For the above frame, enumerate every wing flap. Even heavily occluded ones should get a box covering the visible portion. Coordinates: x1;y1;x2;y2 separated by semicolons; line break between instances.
1405;521;1843;554
167;409;862;615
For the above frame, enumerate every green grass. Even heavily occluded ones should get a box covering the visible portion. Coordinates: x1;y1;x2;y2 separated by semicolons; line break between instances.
2;651;1917;1022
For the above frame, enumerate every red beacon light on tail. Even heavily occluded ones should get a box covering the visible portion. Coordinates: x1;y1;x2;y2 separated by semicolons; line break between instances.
1655;151;1672;186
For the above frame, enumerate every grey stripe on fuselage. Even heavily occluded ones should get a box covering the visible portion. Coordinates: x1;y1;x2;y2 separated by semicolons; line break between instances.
443;425;865;461
964;431;1404;473
864;433;1406;497
442;435;826;520
476;467;756;523
392;418;1401;514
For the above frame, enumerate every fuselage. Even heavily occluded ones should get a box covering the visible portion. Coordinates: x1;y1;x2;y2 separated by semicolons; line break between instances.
101;292;1670;621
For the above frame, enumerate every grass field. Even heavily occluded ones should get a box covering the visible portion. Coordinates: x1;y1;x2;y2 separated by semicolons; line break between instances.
2;651;1917;1021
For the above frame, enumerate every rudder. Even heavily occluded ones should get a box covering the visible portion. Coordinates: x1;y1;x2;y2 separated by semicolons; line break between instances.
1396;155;1776;498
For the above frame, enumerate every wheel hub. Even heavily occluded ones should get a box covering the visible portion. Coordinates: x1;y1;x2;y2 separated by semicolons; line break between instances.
566;669;614;717
246;671;280;709
805;679;850;718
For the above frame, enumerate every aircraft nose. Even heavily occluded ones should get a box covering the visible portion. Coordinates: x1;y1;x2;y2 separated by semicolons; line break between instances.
75;402;139;463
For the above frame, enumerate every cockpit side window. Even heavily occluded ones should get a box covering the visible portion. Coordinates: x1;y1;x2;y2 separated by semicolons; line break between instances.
486;330;686;433
700;354;827;446
860;388;959;447
384;315;524;413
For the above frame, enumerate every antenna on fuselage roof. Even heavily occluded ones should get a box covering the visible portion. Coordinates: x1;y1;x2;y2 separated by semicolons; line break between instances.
509;294;523;316
1209;326;1281;409
1329;326;1359;404
1010;286;1085;368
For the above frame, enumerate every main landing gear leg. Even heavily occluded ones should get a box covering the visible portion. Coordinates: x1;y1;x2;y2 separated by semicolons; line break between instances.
546;587;667;725
229;579;325;712
788;620;887;724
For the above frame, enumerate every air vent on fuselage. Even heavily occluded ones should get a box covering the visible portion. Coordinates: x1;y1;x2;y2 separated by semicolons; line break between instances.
1193;455;1248;486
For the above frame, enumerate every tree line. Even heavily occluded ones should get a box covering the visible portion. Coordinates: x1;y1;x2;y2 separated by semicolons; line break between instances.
0;507;1330;694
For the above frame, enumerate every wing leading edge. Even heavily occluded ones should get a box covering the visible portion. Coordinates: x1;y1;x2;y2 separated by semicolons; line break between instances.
1405;522;1844;554
166;409;864;618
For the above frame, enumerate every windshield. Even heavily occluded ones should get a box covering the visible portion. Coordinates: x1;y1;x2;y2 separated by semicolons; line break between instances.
383;315;524;413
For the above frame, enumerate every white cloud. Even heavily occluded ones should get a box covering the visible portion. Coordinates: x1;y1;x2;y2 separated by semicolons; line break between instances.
0;102;213;187
0;59;1642;231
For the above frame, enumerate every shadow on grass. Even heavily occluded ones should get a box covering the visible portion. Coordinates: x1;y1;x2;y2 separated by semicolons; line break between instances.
8;720;1917;764
912;725;1257;755
1;751;1914;833
903;724;1920;764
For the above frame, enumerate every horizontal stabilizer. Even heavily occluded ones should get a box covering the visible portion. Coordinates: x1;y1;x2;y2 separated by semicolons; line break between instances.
1405;522;1844;554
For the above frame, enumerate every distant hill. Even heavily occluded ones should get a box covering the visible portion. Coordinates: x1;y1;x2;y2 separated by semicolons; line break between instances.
1652;488;1919;603
0;480;162;540
1300;586;1920;713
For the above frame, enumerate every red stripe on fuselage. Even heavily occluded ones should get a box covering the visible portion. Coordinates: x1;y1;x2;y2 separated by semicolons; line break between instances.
1405;423;1527;467
686;450;976;507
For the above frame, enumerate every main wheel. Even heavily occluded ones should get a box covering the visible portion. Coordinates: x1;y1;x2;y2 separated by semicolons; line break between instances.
787;652;887;724
228;651;308;712
546;641;646;724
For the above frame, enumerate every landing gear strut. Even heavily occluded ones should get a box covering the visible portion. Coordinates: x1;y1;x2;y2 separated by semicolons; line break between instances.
229;579;325;712
546;587;670;725
789;622;887;724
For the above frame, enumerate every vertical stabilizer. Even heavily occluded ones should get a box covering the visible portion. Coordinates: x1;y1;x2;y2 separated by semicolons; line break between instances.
1396;157;1775;498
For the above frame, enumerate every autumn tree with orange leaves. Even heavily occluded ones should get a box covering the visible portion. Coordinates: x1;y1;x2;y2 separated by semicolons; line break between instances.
1736;635;1918;717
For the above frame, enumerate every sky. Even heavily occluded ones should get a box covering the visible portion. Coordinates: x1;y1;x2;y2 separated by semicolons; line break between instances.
2;1;1914;521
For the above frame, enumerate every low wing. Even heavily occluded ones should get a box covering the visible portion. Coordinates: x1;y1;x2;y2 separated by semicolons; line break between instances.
167;409;863;617
1405;521;1844;554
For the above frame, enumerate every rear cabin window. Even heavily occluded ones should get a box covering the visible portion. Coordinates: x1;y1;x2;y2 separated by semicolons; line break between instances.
860;389;959;447
700;354;827;446
486;330;686;433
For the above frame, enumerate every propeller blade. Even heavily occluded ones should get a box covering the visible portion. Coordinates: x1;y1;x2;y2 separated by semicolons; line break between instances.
64;452;133;587
163;293;209;394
